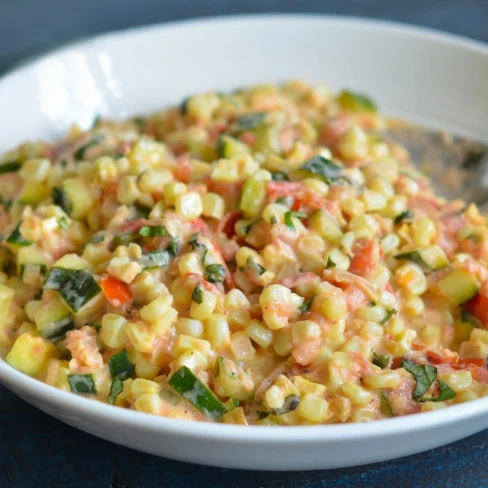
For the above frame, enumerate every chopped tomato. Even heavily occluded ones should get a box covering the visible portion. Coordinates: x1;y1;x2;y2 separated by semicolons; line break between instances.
464;292;488;326
348;238;380;277
426;348;459;365
173;154;191;183
100;276;132;307
218;211;243;239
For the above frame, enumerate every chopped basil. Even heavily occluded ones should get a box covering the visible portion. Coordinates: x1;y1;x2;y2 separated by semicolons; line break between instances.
108;349;135;381
246;257;266;276
394;209;414;224
271;171;289;181
338;90;377;112
284;211;306;231
0;160;22;174
234;112;266;132
299;298;313;314
402;360;456;402
381;309;397;324
326;257;336;269
402;360;437;400
74;135;105;161
372;352;390;369
51;187;70;214
270;394;300;415
68;374;96;394
188;233;208;263
59;217;69;230
192;283;203;304
380;391;394;418
168;237;181;256
205;264;226;283
169;366;228;421
138;225;166;237
300;155;349;184
108;377;123;405
132;203;151;219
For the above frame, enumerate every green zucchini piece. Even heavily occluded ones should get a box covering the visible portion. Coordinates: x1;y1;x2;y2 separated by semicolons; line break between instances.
239;178;266;217
35;295;74;340
17;246;47;276
68;373;97;394
169;366;227;421
0;160;21;174
216;135;250;158
234;112;266;132
108;349;135;380
140;250;171;269
59;178;94;219
108;377;123;405
44;267;101;312
214;357;255;401
437;269;480;305
395;245;448;272
300;155;349;184
338;90;377;112
6;223;32;247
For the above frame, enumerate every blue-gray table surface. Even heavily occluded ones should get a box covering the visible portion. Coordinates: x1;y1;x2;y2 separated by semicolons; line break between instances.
1;1;488;487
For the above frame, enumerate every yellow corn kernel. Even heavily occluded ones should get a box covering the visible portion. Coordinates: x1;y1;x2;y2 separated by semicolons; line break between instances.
107;257;141;284
190;289;217;320
260;284;302;330
363;371;401;389
297;393;330;422
349;214;380;238
293;376;326;397
380;233;400;254
382;195;407;219
151;307;178;335
224;289;251;310
328;397;351;422
117;175;140;205
320;295;347;322
368;176;394;198
292;320;321;343
130;378;161;399
201;192;225;219
264;385;285;410
395;329;417;357
25;300;42;322
308;210;342;242
273;328;293;356
337;126;369;160
230;331;255;360
178;252;204;277
175;192;203;220
172;349;209;371
340;198;365;218
341;382;373;406
139;294;173;323
138;169;173;193
205;314;230;351
395;262;427;295
129;350;161;380
421;401;446;412
164;182;187;206
134;392;162;414
362;190;387;212
262;203;289;224
101;313;127;349
453;390;478;404
324;248;350;271
20;158;51;181
438;371;472;393
174;335;211;358
175;318;204;338
357;304;387;323
245;319;274;348
124;321;155;353
94;156;118;184
211;159;239;183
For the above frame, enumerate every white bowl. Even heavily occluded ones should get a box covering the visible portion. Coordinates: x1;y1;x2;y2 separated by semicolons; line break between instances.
1;15;488;471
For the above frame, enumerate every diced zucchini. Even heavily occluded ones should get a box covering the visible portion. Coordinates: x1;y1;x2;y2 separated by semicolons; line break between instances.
216;135;250;158
139;250;170;269
68;373;97;394
437;269;480;305
214;357;255;401
35;296;74;340
239;178;266;218
6;223;32;247
44;267;101;312
60;178;94;219
6;332;56;376
0;160;22;174
19;181;50;205
169;366;227;421
254;124;281;155
108;349;135;380
17;247;47;276
395;246;448;272
54;254;91;270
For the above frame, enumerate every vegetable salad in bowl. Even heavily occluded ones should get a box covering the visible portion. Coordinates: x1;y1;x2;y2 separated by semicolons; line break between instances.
1;81;487;426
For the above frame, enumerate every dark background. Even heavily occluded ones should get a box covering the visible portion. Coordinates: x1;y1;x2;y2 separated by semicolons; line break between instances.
1;1;488;487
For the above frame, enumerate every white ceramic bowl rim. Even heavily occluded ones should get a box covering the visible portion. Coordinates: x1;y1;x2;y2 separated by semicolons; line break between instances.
1;14;488;444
